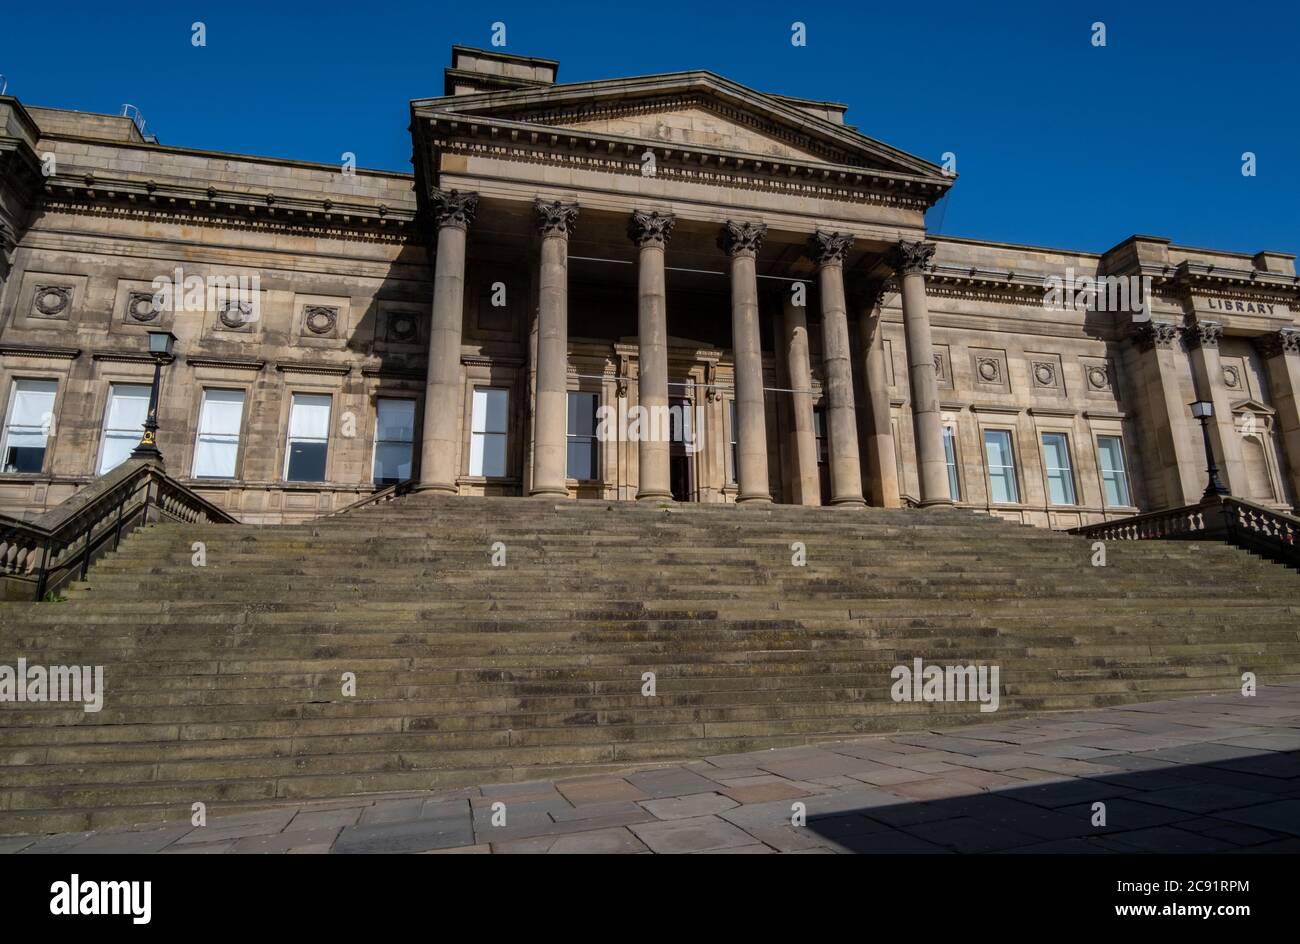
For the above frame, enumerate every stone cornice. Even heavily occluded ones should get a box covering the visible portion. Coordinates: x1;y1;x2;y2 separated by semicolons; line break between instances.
185;356;267;372
0;343;81;361
1170;260;1300;299
39;173;416;241
274;361;352;377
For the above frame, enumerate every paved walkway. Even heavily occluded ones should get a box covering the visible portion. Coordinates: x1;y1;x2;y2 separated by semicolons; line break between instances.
5;685;1299;854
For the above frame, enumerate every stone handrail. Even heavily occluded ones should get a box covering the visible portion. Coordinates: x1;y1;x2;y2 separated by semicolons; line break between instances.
0;458;237;600
326;478;420;517
1069;496;1300;570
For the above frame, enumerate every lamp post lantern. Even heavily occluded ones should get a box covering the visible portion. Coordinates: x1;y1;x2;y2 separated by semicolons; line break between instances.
131;330;177;462
1190;399;1228;501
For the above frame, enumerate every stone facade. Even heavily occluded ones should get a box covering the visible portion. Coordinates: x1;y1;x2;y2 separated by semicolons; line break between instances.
1;45;1297;525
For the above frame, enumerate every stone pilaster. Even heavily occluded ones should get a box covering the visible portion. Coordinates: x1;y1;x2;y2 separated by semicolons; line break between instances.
807;230;865;506
886;240;951;507
859;280;901;507
418;188;477;492
1129;320;1201;505
1259;328;1300;503
629;210;675;501
719;220;771;504
780;286;820;505
530;199;579;498
1184;318;1247;495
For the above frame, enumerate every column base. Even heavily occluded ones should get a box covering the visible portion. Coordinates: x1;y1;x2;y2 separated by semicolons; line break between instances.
412;482;458;495
636;490;674;501
917;498;956;509
829;497;867;508
528;488;569;498
736;493;773;505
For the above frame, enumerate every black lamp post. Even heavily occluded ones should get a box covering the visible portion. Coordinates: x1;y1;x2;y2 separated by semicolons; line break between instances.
131;330;177;462
1190;399;1228;501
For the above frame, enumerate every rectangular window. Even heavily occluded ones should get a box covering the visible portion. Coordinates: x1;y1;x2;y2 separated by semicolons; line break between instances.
566;391;599;481
1097;435;1132;507
193;389;246;479
983;429;1020;504
1;379;57;474
373;398;415;485
943;425;962;501
284;393;331;482
99;384;152;475
1040;432;1077;506
469;387;508;477
727;400;738;484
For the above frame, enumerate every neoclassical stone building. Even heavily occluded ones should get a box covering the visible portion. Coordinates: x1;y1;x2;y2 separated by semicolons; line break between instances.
1;46;1297;526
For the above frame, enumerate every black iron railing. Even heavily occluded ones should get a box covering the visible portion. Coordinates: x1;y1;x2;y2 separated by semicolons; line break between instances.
0;459;237;601
1069;496;1300;571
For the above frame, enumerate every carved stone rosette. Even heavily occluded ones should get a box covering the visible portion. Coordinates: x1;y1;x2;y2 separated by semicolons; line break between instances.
886;240;936;275
429;188;479;230
628;209;676;249
717;220;767;258
1131;321;1182;351
1259;328;1300;358
807;230;854;266
1184;319;1223;349
535;199;580;238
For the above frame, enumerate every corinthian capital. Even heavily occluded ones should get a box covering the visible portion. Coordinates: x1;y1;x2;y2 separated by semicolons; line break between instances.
535;199;580;238
807;230;855;266
886;239;936;275
718;220;767;258
1131;320;1182;351
1185;318;1223;349
1259;328;1300;358
628;209;676;249
429;188;478;230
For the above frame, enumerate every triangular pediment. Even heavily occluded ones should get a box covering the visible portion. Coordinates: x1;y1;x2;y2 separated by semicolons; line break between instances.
413;71;944;178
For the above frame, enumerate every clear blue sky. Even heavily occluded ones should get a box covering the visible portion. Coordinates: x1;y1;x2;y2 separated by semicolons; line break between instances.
2;0;1295;256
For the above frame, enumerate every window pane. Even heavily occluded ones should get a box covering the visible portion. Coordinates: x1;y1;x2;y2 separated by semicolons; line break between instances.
376;399;415;442
99;385;151;475
567;439;597;481
984;430;1019;503
374;442;412;485
473;388;508;434
1097;436;1131;506
567;392;596;436
479;432;507;477
286;442;328;481
3;380;57;473
288;395;331;440
943;427;961;501
1041;433;1075;506
195;389;245;479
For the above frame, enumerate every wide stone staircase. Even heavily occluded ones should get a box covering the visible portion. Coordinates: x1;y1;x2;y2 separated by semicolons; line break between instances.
1;494;1298;835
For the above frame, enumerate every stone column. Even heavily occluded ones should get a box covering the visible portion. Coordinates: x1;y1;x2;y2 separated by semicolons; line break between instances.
808;231;865;506
1185;319;1247;494
418;188;477;492
1261;328;1300;502
887;240;951;507
530;198;579;498
629;210;675;501
860;281;901;507
780;287;820;505
719;220;771;504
